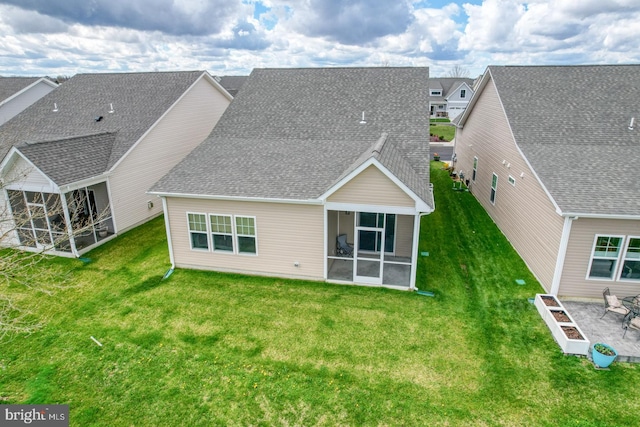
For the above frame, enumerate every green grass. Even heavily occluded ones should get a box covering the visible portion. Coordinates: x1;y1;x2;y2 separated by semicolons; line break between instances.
430;118;451;123
2;165;639;425
430;124;456;142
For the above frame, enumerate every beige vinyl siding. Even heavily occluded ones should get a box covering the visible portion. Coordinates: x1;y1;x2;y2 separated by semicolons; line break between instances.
327;210;338;256
109;77;230;233
167;197;325;280
328;165;415;207
559;218;640;299
0;81;56;126
395;215;414;257
455;78;563;290
4;155;54;192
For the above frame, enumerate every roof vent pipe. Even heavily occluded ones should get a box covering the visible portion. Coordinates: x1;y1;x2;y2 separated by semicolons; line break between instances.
52;103;58;112
109;103;114;113
629;117;635;130
359;111;366;124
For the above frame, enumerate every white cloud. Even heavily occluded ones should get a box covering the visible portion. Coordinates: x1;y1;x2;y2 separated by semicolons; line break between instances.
0;1;639;79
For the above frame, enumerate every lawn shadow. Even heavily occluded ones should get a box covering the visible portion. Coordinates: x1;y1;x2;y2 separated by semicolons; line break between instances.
121;275;165;297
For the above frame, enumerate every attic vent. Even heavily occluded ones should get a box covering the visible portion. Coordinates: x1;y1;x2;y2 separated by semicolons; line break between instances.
95;116;103;122
629;117;636;130
359;111;367;124
52;103;58;112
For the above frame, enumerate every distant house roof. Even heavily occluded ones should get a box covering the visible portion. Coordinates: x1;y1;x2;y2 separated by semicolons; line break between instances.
216;75;248;97
0;77;41;104
460;64;640;217
0;71;223;184
429;77;474;102
152;67;432;207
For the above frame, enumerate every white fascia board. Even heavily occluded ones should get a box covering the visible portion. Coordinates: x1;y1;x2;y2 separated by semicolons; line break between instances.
58;173;110;193
318;157;432;213
560;212;640;220
0;78;58;107
203;72;234;101
108;71;229;172
459;67;563;215
324;202;417;216
1;147;59;192
455;70;492;128
147;191;323;206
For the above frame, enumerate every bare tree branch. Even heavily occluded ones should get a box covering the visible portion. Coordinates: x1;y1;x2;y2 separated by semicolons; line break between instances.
1;165;111;340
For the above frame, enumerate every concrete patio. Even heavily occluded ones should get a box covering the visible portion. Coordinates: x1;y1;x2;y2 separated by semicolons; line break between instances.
562;299;640;364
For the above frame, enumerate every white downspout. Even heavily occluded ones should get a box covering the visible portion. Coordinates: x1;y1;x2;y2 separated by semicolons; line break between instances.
550;216;576;296
161;196;175;269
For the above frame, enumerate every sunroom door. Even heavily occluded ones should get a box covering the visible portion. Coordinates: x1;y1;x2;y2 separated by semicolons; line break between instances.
354;212;387;284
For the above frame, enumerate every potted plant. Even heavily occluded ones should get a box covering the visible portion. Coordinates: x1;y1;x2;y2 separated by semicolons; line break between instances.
433;152;440;161
592;343;617;368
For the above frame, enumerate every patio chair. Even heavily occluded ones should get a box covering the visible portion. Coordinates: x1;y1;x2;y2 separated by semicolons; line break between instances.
623;311;640;338
601;287;629;319
336;234;353;257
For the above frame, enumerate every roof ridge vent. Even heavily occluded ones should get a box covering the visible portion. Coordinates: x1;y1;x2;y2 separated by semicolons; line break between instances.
372;132;388;155
629;117;635;130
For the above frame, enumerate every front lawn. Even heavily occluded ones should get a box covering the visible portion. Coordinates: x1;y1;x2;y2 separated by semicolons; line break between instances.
2;165;639;426
429;124;456;142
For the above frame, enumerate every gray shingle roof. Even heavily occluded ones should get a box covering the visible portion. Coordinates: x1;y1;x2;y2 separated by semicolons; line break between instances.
152;67;432;207
17;133;116;186
216;75;248;97
0;77;41;104
0;71;206;183
488;65;640;216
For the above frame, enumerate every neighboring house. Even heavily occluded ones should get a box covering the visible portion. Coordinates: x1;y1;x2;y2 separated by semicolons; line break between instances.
0;77;58;126
150;67;434;290
0;71;232;256
216;76;248;97
453;65;640;299
428;78;474;120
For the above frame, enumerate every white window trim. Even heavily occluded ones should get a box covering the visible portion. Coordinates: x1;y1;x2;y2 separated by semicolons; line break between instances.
490;173;498;205
235;215;258;256
209;213;234;254
186;212;209;251
586;234;625;281
619;236;640;282
508;175;516;186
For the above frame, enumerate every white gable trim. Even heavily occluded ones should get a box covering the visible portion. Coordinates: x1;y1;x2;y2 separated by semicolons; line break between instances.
318;158;432;213
108;71;232;172
0;78;58;108
445;82;473;101
457;67;563;215
147;190;323;205
0;147;59;193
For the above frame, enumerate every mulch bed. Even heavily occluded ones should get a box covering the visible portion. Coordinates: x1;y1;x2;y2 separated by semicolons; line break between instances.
561;326;585;340
541;295;560;307
551;310;571;322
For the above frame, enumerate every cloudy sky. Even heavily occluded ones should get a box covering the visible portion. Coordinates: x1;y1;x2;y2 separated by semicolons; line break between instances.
1;0;639;78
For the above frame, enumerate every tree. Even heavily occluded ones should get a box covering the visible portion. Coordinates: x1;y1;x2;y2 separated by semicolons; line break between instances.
1;166;108;341
446;65;471;78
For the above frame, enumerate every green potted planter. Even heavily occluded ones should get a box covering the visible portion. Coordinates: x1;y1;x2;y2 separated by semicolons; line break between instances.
592;343;617;368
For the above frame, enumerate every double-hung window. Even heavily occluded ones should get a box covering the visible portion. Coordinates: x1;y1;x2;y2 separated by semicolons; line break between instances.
210;214;233;252
472;157;478;181
620;237;640;281
236;216;257;254
188;213;209;250
490;173;498;204
587;235;623;280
